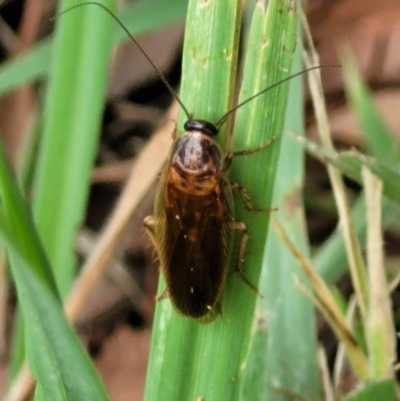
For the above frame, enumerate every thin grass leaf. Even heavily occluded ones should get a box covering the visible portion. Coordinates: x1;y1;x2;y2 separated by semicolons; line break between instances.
32;0;116;297
330;151;400;204
0;215;110;401
271;216;369;379
233;3;299;399
343;379;396;401
7;0;116;392
296;137;400;205
313;50;400;284
0;133;56;389
145;0;242;399
341;46;399;163
363;168;396;378
242;26;319;400
304;29;369;324
318;347;335;401
0;139;56;294
333;297;358;395
313;197;400;285
145;0;296;400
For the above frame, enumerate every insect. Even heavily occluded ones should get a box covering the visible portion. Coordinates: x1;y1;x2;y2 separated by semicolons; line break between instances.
142;115;271;322
61;2;336;322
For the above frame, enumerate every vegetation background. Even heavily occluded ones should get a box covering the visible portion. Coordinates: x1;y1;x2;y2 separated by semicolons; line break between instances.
0;0;398;400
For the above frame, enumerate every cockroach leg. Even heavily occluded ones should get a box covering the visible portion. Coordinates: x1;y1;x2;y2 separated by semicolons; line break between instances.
229;220;263;297
230;182;276;213
143;216;158;241
231;136;275;157
230;182;256;212
144;217;170;302
171;121;178;140
143;216;160;253
155;289;168;302
223;136;276;171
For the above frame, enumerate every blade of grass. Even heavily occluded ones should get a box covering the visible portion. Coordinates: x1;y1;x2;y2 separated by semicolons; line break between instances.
295;139;400;205
229;0;296;326
319;347;335;401
343;379;396;401
7;0;116;394
271;216;369;379
313;47;400;284
313;198;400;285
144;0;242;399
0;0;188;96
303;31;369;325
145;0;297;400
32;0;116;297
242;27;319;400
341;46;399;162
0;133;56;390
363;168;396;378
0;138;56;294
0;215;110;401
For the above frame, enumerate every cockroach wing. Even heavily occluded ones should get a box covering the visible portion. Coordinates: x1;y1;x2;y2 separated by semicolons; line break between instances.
155;173;233;320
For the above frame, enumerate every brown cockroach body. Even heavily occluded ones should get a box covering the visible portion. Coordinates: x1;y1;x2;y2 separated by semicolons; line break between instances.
144;120;248;322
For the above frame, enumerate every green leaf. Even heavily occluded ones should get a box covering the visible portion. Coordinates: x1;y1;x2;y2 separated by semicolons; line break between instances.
144;0;297;400
242;26;319;400
313;50;400;284
0;138;57;295
298;138;400;206
343;379;395;401
145;0;242;399
341;47;399;163
0;214;110;401
32;0;116;297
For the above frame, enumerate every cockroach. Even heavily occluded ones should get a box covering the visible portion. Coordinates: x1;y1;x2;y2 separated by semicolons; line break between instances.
142;117;269;322
60;2;337;322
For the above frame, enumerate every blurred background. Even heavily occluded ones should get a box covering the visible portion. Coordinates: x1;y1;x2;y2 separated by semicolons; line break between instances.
0;0;399;399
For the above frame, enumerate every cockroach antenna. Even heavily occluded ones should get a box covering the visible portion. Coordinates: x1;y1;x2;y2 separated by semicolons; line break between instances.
57;1;193;120
58;1;340;129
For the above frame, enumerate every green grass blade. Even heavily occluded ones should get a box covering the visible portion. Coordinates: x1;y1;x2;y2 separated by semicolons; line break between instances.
298;139;400;205
363;169;396;379
231;5;297;393
0;134;55;387
0;216;110;401
230;0;297;284
343;379;396;401
32;0;116;297
145;0;296;400
145;0;241;399
313;50;400;284
0;139;57;294
242;33;319;400
313;198;400;284
0;0;188;96
0;38;50;95
2;0;189;391
341;48;399;163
